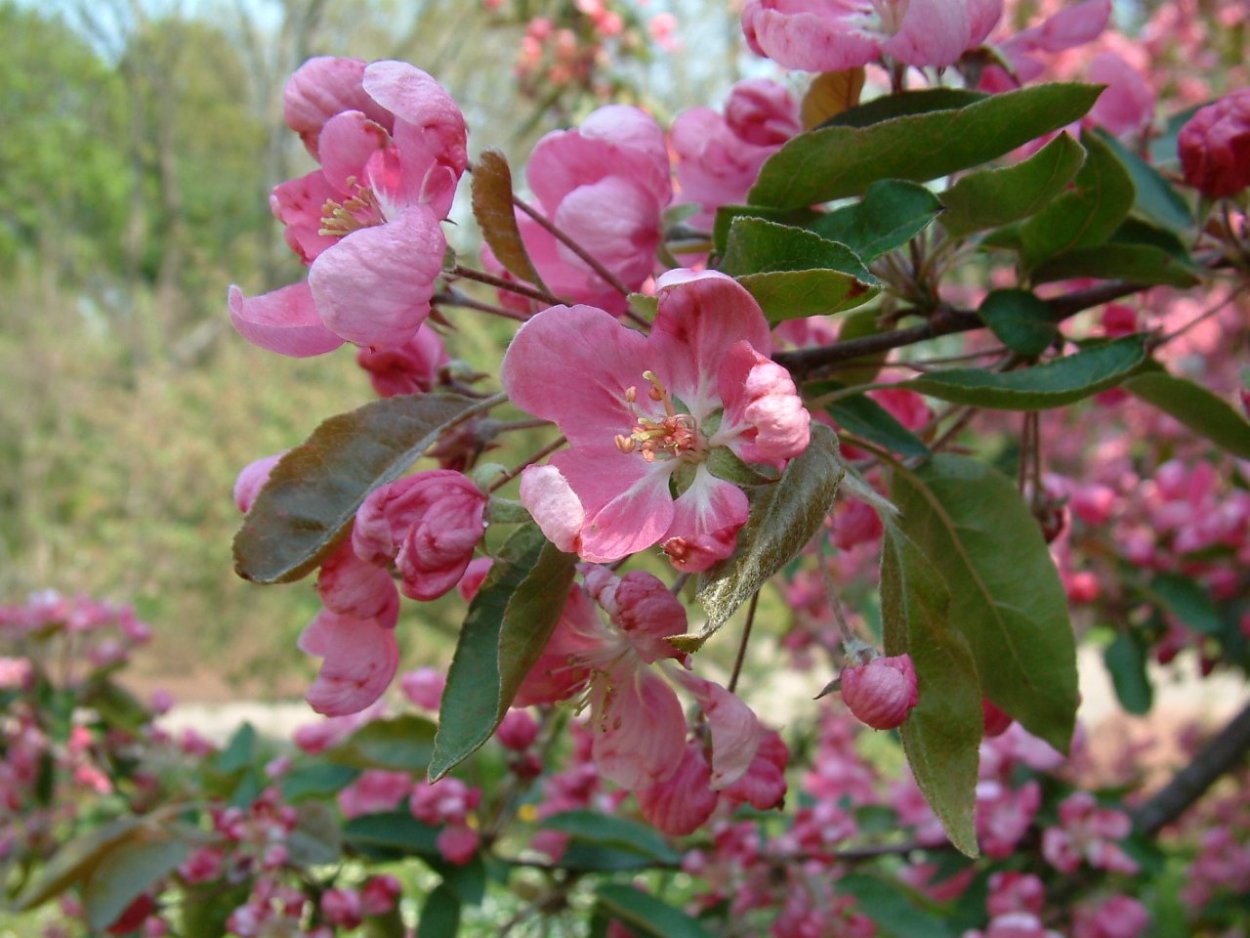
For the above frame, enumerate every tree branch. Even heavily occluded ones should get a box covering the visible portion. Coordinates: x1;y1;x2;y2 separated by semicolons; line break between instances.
1131;697;1250;838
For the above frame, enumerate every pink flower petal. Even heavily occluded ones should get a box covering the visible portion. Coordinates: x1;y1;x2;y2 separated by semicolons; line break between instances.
636;743;718;835
298;609;400;716
881;0;970;68
591;666;686;788
228;282;345;357
308;206;444;349
233;452;285;514
662;468;748;572
552;176;663;293
717;341;810;468
518;465;586;554
318;110;391;193
271;170;340;263
284;56;392;158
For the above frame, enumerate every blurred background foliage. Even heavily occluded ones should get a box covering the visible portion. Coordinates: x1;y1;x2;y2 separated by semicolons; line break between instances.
0;0;742;696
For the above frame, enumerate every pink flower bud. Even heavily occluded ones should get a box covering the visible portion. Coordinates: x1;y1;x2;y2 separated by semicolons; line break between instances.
982;698;1014;738
1179;89;1250;198
496;709;539;751
356;327;448;398
361;875;402;916
840;654;918;730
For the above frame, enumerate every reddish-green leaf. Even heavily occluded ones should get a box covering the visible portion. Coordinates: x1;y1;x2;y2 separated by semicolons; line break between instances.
234;392;492;584
686;425;844;648
471;148;546;291
429;524;576;779
82;829;194;931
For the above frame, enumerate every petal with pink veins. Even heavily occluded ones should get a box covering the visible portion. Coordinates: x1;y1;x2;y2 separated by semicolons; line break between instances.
518;465;586;554
881;0;970;68
228;282;345;357
591;666;686;788
271;170;340;263
662;468;749;572
318;110;391;193
717;341;810;468
299;609;400;716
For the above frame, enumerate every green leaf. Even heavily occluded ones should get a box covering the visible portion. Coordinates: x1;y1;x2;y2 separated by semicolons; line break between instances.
750;84;1102;209
837;873;959;938
712;204;820;256
343;811;440;858
280;762;361;802
890;455;1077;752
593;884;713;938
1149;573;1222;635
1019;130;1135;270
1032;243;1200;287
234;392;491;583
326;715;437;773
880;527;981;857
808;180;944;260
471;148;546;291
432;855;486;905
1104;631;1153;715
1125;370;1250;459
539;811;681;865
1095;129;1194;231
816;387;930;458
429;525;577;779
79;678;152;735
820;88;987;129
685;425;845;649
416;883;461;938
14;817;146;910
214;722;257;774
905;335;1148;410
719;218;879;321
285;801;342;867
83;831;192;932
939;132;1086;236
977;289;1059;357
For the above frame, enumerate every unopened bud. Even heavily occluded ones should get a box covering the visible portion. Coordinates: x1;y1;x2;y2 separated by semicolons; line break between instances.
982;698;1013;738
840;654;918;730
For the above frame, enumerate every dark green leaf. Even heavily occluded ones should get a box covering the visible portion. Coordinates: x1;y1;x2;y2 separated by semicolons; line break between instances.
751;84;1102;209
540;811;681;864
471;148;546;291
1104;631;1153;715
939;132;1086;236
1111;217;1192;258
214;722;257;775
364;907;408;938
594;884;713;938
712;204;820;256
1149;573;1222;635
326;715;437;773
416;883;461;938
686;425;844;649
558;843;665;872
14;817;145;911
820;88;986;129
80;678;152;735
234;393;489;583
818;388;930;458
1032;244;1200;287
720;218;879;322
891;455;1077;752
285;801;341;867
280;762;361;802
432;855;487;905
430;525;577;779
881;527;981;857
1149;102;1206;167
977;289;1059;357
1019;130;1135;270
343;811;440;858
83;831;192;932
1125;370;1250;459
809;180;943;260
837;873;959;938
1095;129;1194;231
905;335;1148;410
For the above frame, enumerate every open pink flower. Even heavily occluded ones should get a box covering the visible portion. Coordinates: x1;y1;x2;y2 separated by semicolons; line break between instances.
743;0;1002;73
488;105;671;315
672;79;801;228
501;270;810;571
230;60;467;356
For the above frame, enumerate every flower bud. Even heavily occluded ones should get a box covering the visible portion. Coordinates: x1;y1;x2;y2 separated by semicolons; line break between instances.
1179;89;1250;198
982;698;1014;738
840;654;918;730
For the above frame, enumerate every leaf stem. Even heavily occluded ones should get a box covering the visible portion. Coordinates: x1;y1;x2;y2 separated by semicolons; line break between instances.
489;434;567;492
727;591;760;694
451;263;566;307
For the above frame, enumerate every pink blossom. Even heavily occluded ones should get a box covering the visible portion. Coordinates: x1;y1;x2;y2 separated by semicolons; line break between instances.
232;453;285;514
840;654;918;730
400;666;447;710
361;875;402;916
316;540;400;625
502;271;809;570
1071;895;1149;938
671;79;800;228
985;0;1111;88
1086;53;1154;136
352;470;488;600
496;709;539;751
743;0;1002;73
283;57;393;159
320;889;363;930
231;60;467;356
496;106;671;315
1042;791;1138;874
356;326;449;397
986;871;1046;917
636;743;721;835
337;769;413;818
297;608;400;715
1179;89;1250;198
977;779;1041;858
